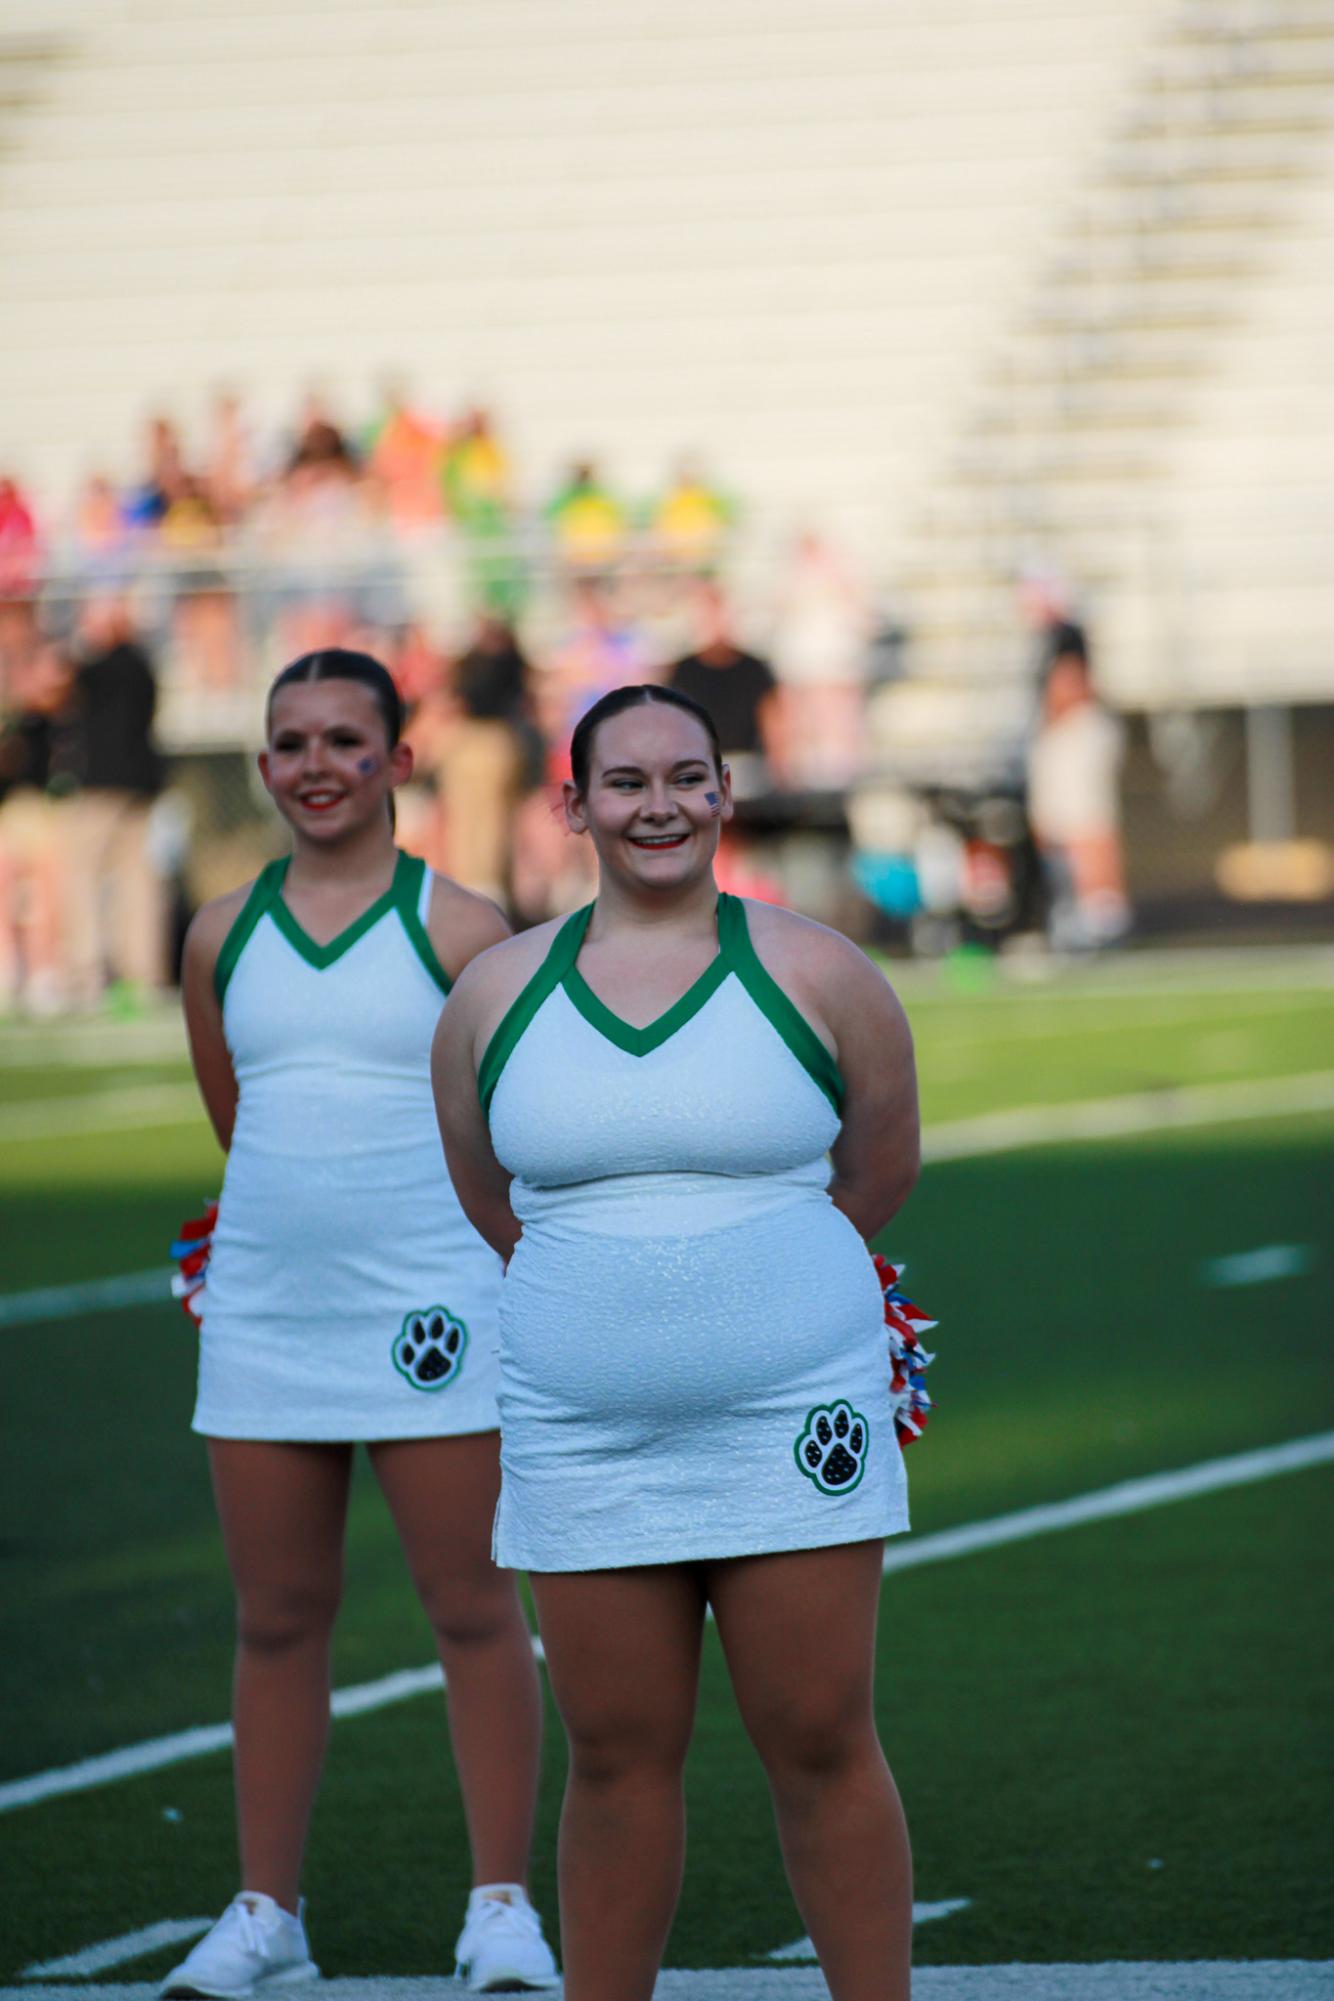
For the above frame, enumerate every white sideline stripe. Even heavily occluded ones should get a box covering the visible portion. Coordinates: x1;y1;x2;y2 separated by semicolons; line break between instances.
5;1068;1334;1332
20;1921;211;1980
920;1069;1334;1162
8;1063;1334;1157
881;1432;1334;1579
769;1901;970;1959
3;1964;1332;1999
2;1433;1327;1817
0;1639;546;1814
0;1270;170;1328
0;1084;202;1143
1203;1243;1316;1287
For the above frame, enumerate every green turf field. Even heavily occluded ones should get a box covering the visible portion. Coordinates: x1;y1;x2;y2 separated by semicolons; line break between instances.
1;950;1331;1979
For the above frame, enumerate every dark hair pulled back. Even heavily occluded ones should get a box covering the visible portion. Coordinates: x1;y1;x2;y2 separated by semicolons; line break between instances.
266;648;403;746
569;683;723;795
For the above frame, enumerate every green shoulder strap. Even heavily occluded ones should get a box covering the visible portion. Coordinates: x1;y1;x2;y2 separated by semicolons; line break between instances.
213;861;287;1005
477;903;593;1115
393;852;451;996
718;893;845;1113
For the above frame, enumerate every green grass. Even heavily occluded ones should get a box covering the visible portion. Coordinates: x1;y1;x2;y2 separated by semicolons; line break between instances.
0;959;1331;1976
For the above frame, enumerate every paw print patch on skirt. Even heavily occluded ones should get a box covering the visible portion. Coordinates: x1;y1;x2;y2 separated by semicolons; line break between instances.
794;1401;869;1495
393;1307;469;1391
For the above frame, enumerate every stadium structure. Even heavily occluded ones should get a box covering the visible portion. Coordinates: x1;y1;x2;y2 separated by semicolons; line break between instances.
2;0;1333;921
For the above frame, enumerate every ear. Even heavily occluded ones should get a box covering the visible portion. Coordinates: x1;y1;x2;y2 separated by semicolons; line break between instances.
257;749;274;797
562;777;588;836
719;762;736;825
389;739;414;787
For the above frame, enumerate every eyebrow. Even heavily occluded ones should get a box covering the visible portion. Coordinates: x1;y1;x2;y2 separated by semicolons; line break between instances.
600;758;710;777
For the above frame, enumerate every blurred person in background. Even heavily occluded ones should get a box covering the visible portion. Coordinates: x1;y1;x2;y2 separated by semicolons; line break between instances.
0;637;77;1013
121;413;189;534
648;456;735;575
541;578;653;772
666;579;785;801
364;376;445;530
545;460;628;574
0;474;42;661
381;622;453;871
439;613;533;908
204;387;259;528
770;529;870;791
159;474;243;697
443;407;524;620
1026;641;1129;951
63;593;167;1006
70;472;134;582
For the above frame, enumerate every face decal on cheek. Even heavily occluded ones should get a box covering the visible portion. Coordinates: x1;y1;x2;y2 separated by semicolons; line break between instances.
704;790;721;816
357;756;377;776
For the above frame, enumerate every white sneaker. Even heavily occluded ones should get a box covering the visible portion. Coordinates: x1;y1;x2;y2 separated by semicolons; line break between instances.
453;1885;559;1992
161;1893;320;1998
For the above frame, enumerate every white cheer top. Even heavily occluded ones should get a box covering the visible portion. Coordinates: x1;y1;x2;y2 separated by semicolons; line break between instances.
482;893;908;1571
193;849;503;1442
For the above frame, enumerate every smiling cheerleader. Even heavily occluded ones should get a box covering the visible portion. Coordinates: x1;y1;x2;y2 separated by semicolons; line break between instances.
435;682;924;2001
166;650;557;1997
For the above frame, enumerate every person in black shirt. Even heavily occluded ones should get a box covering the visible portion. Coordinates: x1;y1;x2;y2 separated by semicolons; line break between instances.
64;594;166;1003
666;582;784;801
438;613;533;906
0;639;77;1010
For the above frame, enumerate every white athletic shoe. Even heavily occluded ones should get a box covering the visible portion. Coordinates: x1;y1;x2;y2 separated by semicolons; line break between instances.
453;1885;559;1992
160;1893;320;1998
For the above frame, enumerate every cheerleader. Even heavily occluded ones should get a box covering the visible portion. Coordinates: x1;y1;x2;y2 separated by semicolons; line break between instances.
434;684;922;2001
164;650;557;1996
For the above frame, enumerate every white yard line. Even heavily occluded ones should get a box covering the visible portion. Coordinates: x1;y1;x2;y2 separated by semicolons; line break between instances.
880;1432;1334;1579
20;1922;211;1981
3;1068;1332;1332
0;1270;171;1328
768;1902;971;1960
920;1069;1334;1162
1202;1244;1317;1287
0;1084;203;1143
6;1964;1334;1998
3;1434;1328;1818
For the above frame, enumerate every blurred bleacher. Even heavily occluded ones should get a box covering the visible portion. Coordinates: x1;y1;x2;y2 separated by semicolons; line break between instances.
1;0;1332;779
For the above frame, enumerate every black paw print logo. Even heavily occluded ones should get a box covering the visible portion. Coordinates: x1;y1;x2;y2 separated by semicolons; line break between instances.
393;1307;468;1392
794;1401;869;1495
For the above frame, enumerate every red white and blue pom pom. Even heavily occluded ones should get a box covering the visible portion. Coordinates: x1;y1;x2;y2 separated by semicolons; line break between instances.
872;1252;938;1446
170;1200;218;1329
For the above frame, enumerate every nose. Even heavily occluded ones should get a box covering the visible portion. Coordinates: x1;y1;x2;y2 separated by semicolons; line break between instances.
639;778;674;819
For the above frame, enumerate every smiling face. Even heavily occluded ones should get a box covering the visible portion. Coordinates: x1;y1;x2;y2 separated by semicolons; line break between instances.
258;679;412;844
564;699;732;890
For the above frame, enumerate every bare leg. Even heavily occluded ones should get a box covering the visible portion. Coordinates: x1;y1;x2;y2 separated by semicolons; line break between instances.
709;1541;912;2001
369;1433;543;1887
208;1440;352;1913
531;1565;706;2001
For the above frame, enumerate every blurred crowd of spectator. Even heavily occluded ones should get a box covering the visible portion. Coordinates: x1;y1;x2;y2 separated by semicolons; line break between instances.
0;385;1127;1009
0;386;895;1008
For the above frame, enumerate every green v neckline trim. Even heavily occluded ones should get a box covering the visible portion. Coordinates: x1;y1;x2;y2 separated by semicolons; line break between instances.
267;850;411;970
561;903;733;1058
215;850;449;1000
478;892;845;1114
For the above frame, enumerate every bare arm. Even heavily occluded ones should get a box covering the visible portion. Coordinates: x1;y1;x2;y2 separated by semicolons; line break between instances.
824;954;919;1242
426;872;511;985
747;904;920;1242
431;957;522;1263
181;894;243;1152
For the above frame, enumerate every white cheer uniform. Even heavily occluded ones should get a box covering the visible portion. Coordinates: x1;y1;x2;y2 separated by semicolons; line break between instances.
484;893;909;1571
194;850;503;1442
